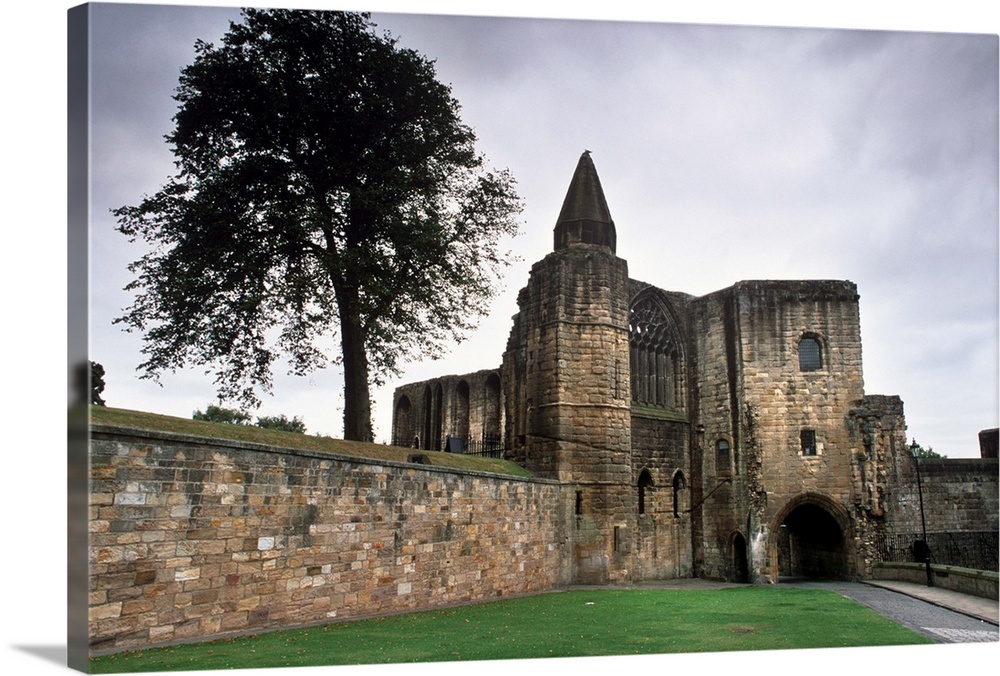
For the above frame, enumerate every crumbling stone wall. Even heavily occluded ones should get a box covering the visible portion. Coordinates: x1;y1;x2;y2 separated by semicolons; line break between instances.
688;281;866;581
687;289;746;579
89;425;567;653
392;369;504;453
390;154;999;586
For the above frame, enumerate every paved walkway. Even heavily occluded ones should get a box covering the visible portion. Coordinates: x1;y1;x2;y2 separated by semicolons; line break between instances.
628;577;998;644
783;579;998;644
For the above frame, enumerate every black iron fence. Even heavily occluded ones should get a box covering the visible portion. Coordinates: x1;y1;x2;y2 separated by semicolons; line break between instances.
874;531;998;571
390;433;508;459
453;434;506;459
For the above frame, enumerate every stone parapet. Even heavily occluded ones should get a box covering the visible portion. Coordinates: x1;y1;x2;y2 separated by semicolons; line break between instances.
872;562;999;600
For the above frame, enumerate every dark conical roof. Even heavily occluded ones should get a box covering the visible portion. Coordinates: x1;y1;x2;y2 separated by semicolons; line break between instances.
556;151;614;226
553;151;617;252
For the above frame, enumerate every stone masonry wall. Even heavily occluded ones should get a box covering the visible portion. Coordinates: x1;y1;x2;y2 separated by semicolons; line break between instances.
511;245;633;584
884;455;1000;539
88;426;566;654
918;459;1000;533
729;281;865;581
688;289;745;579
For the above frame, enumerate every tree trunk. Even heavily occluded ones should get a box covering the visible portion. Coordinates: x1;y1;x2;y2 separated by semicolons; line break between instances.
337;286;374;441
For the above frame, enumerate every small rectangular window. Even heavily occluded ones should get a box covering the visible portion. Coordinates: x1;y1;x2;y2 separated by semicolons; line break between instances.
801;430;817;456
716;439;731;473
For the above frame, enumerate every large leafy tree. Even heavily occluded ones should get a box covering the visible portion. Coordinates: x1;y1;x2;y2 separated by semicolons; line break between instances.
115;9;521;440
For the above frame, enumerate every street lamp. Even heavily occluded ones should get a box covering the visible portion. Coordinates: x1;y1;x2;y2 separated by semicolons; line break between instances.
909;440;932;587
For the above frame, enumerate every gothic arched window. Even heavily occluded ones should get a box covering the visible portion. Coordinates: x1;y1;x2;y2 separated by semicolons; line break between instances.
672;471;687;517
629;294;683;408
638;469;654;515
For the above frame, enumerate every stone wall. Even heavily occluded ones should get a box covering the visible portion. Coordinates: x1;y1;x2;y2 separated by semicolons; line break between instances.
873;562;999;600
917;459;1000;534
880;455;1000;570
88;425;567;653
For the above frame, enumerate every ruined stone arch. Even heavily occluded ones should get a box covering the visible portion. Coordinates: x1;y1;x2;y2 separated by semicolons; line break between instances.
730;531;750;583
629;289;686;409
393;395;412;448
637;468;654;515
454;380;470;442
421;384;445;452
769;492;855;580
483;372;502;446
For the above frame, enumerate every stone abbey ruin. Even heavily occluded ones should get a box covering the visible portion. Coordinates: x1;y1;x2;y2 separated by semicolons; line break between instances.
392;151;998;585
88;152;997;654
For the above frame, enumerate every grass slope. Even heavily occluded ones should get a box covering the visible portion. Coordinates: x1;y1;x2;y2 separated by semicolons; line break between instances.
89;405;533;478
90;588;933;672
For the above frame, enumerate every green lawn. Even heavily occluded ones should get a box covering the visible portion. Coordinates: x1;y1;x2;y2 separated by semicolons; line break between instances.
90;587;933;672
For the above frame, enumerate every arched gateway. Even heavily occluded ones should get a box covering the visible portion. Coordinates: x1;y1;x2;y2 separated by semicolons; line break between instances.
770;493;854;581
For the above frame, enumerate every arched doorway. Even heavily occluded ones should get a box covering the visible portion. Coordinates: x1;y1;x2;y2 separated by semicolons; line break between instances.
772;495;851;580
731;532;749;583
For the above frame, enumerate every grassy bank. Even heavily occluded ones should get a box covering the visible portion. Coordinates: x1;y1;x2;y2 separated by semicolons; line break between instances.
89;405;533;478
90;587;932;672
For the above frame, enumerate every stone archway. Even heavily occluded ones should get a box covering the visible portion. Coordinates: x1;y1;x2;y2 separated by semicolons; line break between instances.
731;532;750;583
771;494;853;581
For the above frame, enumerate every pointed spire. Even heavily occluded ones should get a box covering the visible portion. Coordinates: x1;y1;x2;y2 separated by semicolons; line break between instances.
553;151;617;253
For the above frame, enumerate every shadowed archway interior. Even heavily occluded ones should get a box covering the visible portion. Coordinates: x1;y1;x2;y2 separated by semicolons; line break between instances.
777;503;847;580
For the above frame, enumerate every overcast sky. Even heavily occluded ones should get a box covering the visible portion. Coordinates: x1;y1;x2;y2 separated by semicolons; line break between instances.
80;2;999;458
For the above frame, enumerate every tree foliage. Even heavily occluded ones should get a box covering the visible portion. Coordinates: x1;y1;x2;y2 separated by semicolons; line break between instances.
256;414;307;434
114;9;522;440
193;404;252;425
909;439;944;459
90;361;107;406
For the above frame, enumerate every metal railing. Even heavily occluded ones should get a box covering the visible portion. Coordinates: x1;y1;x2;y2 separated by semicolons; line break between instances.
455;434;506;459
874;531;998;571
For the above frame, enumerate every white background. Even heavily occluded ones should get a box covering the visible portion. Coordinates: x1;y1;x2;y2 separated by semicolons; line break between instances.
3;2;997;675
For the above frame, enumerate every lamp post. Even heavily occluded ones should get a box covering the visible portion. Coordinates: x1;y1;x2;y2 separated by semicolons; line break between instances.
909;440;932;587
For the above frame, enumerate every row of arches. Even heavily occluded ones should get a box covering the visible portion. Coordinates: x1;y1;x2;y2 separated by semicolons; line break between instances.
393;374;502;452
636;468;687;518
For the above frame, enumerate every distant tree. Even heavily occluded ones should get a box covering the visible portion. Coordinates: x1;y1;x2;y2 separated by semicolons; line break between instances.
113;9;522;441
256;414;307;434
90;361;107;406
909;439;944;459
193;404;252;425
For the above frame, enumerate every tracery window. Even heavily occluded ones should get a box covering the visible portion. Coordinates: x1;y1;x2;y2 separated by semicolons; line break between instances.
629;295;682;408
